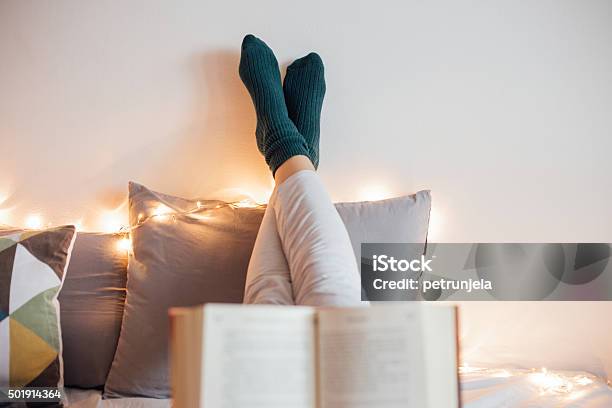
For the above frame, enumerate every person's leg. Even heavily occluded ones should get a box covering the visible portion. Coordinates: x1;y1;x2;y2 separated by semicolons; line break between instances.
244;204;294;305
283;53;326;169
272;157;362;306
239;35;362;306
239;34;303;304
239;35;310;175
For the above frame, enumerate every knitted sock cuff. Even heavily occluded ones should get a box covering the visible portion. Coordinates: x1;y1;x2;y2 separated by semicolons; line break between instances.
265;129;311;175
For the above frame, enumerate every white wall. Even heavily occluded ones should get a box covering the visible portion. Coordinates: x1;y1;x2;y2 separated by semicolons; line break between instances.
1;0;611;241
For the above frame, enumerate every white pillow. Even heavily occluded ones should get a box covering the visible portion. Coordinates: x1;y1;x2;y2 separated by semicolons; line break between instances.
335;190;431;264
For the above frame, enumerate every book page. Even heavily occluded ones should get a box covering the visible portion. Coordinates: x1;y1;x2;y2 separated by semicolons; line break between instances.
420;304;459;408
317;306;427;408
201;304;317;408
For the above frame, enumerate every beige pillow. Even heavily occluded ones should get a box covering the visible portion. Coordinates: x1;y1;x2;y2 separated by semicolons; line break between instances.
59;232;128;388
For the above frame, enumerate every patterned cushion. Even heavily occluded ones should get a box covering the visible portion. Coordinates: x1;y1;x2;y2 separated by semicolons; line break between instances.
0;226;76;388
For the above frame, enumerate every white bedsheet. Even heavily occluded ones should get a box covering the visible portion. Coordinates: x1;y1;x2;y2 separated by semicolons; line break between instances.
65;368;612;407
461;368;612;408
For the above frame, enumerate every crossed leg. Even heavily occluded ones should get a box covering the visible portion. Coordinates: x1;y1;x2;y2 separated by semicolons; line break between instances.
245;158;362;306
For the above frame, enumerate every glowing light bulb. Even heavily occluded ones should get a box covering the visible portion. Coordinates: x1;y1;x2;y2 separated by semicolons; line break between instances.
25;214;43;229
259;189;273;204
0;208;10;225
575;376;593;386
493;369;512;378
427;206;443;242
566;390;587;401
152;204;173;221
248;189;272;204
358;184;392;201
459;364;480;374
116;236;132;252
232;198;258;208
71;220;84;231
529;368;572;394
99;211;125;233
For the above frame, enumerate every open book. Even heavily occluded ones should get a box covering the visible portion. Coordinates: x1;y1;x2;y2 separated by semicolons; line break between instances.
169;304;458;408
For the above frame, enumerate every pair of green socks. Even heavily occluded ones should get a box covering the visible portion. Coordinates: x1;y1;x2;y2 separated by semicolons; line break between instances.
239;34;325;174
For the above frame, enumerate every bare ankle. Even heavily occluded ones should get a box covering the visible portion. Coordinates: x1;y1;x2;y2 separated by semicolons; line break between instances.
274;155;315;185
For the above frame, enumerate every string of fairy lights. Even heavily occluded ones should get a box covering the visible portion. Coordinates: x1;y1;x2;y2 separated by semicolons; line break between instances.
117;198;265;252
1;182;443;249
459;365;611;398
130;199;265;230
1;182;392;251
0;183;399;233
0;198;265;253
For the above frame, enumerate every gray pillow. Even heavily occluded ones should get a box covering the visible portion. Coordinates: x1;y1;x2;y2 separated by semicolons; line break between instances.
103;182;431;398
335;191;431;263
59;232;128;388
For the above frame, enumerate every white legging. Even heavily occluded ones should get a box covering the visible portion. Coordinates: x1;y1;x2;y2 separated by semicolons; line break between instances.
244;170;363;306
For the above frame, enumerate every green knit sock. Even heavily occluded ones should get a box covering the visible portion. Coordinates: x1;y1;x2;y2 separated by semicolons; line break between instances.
283;52;326;168
239;34;309;175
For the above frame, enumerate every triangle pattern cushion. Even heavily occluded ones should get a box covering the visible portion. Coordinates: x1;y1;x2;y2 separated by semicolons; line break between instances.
26;355;61;387
9;244;60;313
18;230;44;240
0;238;17;253
0;317;9;384
0;244;16;317
0;226;76;390
18;228;74;280
11;286;61;351
0;232;21;244
9;318;58;387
